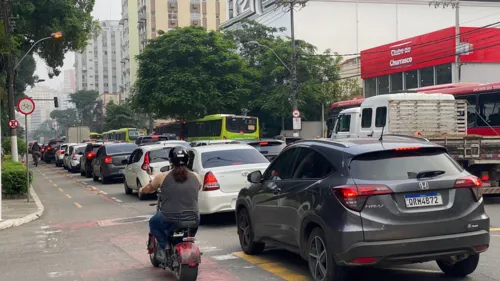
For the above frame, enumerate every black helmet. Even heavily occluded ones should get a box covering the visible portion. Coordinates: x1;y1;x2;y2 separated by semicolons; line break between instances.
169;146;189;166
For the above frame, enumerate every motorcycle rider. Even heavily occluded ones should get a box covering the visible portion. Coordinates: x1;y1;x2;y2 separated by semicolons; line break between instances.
139;146;202;260
31;141;41;166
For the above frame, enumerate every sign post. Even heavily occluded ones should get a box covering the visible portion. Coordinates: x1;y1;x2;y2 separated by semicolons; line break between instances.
17;97;36;202
292;110;301;136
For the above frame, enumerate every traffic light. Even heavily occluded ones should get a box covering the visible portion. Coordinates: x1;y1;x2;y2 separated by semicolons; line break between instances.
54;97;59;108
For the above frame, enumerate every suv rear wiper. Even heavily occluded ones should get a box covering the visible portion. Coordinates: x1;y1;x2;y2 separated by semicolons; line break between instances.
416;170;445;179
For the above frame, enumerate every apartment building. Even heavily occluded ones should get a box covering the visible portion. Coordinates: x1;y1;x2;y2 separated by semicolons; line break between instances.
120;0;140;102
75;20;123;99
26;85;57;134
137;0;227;52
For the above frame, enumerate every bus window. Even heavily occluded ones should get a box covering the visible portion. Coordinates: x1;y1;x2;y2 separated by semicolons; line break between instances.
478;92;500;127
226;117;257;133
455;95;477;128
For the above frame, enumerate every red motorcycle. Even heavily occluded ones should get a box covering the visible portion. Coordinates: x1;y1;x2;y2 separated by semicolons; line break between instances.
147;184;201;280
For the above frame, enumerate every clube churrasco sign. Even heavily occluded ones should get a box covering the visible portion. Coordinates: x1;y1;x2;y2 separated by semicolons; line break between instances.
389;42;413;67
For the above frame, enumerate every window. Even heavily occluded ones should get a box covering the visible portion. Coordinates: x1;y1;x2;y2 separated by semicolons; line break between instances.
405;70;418;89
106;144;138;154
365;78;377;97
455;95;477;128
187;151;195;170
378;75;389;95
361;108;372;128
130;149;143;163
478;92;500;126
264;148;297;181
201;149;268;168
291;148;334;179
149;148;172;163
436;64;452;85
335;114;351;132
375;106;387;127
420;67;434;87
390;72;403;92
226;117;257;133
349;148;462;181
186;120;222;138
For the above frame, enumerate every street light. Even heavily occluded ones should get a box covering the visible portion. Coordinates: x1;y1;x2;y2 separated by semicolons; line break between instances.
15;32;63;70
247;41;292;73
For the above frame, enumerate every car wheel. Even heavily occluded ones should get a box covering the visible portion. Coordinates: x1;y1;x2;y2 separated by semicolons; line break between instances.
80;169;85;176
437;254;480;277
124;180;133;195
237;207;265;255
85;167;92;178
101;169;109;184
307;228;348;281
137;181;146;201
92;170;99;181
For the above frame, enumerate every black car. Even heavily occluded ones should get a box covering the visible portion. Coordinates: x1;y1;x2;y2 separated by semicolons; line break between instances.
80;142;107;178
236;136;489;281
135;134;177;145
91;143;138;184
234;139;286;161
43;139;63;163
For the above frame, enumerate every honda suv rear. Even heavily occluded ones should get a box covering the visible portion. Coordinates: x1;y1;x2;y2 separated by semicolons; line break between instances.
236;136;489;281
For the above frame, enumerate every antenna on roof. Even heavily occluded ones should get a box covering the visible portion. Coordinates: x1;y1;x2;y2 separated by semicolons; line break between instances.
379;122;386;141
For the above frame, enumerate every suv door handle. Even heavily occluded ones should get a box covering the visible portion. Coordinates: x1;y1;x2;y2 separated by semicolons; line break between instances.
273;187;282;194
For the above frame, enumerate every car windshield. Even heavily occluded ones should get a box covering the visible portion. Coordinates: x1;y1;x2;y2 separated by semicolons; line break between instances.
149;148;171;163
202;149;268;168
106;144;138;154
349;148;463;181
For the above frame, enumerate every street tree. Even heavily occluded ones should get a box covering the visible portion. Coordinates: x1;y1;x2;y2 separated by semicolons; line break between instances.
132;26;258;120
92;99;104;133
50;108;78;135
69;90;99;127
103;101;136;131
338;78;363;99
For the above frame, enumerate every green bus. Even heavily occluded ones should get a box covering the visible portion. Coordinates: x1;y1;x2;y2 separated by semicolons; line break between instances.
89;132;102;140
185;114;259;141
102;128;147;143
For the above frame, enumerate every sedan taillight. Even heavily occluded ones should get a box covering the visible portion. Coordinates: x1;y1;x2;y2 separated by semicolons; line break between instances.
104;156;112;164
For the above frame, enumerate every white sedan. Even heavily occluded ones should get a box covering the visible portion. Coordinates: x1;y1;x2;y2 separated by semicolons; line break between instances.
187;144;270;215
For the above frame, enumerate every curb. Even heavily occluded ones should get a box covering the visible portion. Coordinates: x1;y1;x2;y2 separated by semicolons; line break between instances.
0;185;45;230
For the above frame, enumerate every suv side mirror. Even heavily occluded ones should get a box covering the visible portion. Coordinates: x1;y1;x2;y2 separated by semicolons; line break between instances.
247;170;263;183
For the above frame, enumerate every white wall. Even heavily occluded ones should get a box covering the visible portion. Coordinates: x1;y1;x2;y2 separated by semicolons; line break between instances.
461;63;500;83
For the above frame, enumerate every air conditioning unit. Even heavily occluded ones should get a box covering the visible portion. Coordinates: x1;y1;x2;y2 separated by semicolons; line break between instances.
192;4;198;9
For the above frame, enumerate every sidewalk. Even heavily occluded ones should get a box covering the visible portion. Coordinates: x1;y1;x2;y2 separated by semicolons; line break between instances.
0;187;44;230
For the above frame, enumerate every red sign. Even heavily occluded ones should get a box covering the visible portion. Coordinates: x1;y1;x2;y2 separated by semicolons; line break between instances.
360;26;500;79
8;119;19;129
17;97;35;115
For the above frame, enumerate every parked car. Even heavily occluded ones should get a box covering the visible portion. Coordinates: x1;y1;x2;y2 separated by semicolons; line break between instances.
273;135;303;146
80;142;107;178
91;143;138;184
234;139;285;161
64;144;86;173
55;143;75;167
43;139;63;163
187;144;269;215
123;144;175;199
189;140;238;147
135;134;177;145
236;136;490;281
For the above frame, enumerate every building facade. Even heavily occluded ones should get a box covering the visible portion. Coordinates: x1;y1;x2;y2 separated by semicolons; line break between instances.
137;0;227;52
360;26;500;97
63;69;76;92
75;20;123;97
26;86;58;134
121;0;140;102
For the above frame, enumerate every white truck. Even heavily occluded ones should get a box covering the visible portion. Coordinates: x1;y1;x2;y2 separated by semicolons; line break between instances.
66;126;91;143
331;93;500;195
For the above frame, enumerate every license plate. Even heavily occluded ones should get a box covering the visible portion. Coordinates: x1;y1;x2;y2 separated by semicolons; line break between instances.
404;193;443;208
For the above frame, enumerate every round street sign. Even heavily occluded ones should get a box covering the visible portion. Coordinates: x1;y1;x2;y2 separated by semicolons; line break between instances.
17;97;36;115
8;119;19;129
292;110;300;118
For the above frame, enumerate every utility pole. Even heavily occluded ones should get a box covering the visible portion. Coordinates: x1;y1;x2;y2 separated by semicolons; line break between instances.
429;0;460;82
277;0;308;137
2;0;18;161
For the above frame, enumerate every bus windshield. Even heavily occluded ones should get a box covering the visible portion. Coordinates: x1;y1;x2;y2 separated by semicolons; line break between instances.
226;117;257;133
128;129;146;140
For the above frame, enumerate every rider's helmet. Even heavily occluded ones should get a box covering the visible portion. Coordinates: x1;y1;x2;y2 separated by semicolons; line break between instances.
168;146;189;166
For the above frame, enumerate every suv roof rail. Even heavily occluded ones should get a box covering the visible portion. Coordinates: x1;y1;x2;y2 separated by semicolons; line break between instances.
384;134;430;142
295;138;349;148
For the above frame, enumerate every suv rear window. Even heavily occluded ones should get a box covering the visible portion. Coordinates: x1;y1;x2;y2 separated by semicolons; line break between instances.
202;149;268;168
139;136;173;144
149;148;171;163
349;148;462;181
106;144;137;154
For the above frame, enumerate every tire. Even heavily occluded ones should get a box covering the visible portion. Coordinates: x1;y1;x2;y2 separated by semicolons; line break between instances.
92;171;99;181
237;208;265;255
176;264;199;281
437;254;480;277
124;180;133;195
137;181;146;201
85;167;92;178
101;170;109;184
80;169;85;176
149;237;161;267
307;228;348;281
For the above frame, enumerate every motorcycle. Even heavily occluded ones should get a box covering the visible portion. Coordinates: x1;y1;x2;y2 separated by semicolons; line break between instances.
32;151;40;167
147;165;201;281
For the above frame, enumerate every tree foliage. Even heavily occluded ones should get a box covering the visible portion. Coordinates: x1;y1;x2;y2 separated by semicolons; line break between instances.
70;90;99;127
50;108;78;136
103;101;136;131
132;26;258;120
32;119;55;141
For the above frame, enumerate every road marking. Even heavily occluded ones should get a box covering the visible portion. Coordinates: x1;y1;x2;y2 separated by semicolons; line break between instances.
233;252;309;281
65;194;72;199
111;197;123;203
47;271;75;278
389;267;441;274
74;202;83;208
491;227;500;232
58;188;64;192
48;180;52;183
97;190;107;195
89;185;97;191
212;254;239;261
36;230;62;235
199;246;221;253
53;184;57;187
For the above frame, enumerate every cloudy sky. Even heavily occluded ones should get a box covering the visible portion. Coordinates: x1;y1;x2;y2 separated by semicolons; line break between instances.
34;0;122;90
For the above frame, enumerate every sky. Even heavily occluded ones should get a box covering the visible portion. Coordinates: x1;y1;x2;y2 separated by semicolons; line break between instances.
33;0;122;90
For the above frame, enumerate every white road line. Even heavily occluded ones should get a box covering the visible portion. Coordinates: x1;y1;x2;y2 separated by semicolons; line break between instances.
199;246;221;253
211;254;239;261
35;230;62;235
389;267;441;274
111;197;123;203
47;271;75;278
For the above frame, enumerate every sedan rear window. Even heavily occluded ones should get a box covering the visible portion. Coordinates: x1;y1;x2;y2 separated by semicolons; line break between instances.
149;148;171;163
75;146;86;154
106;144;138;154
349;148;463;181
202;149;269;168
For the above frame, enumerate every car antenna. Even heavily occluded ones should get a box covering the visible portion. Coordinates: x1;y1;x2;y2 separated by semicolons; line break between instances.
379;122;386;141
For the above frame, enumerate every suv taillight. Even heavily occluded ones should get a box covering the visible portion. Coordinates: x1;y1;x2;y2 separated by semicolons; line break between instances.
454;175;482;201
72;154;77;160
203;172;220;191
87;152;96;159
104;156;112;164
142;152;150;171
333;185;393;212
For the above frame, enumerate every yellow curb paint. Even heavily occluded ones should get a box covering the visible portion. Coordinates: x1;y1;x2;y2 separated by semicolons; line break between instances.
53;184;57;187
74;202;83;208
491;228;500;232
89;186;97;191
233;252;308;281
65;194;72;199
58;188;64;192
48;180;52;183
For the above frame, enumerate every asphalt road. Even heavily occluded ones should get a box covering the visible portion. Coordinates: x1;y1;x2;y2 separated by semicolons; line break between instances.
0;163;499;281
